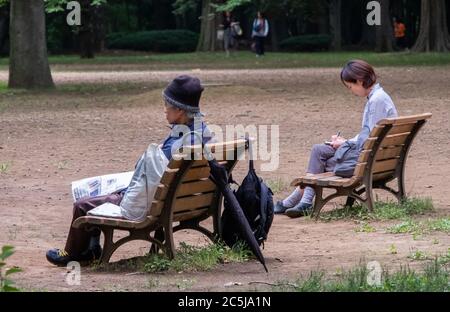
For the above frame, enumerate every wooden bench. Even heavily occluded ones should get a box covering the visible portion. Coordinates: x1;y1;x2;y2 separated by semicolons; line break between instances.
290;113;432;219
72;139;248;263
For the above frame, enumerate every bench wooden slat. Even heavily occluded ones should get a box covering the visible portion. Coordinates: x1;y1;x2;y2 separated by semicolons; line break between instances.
372;170;396;182
173;192;215;213
380;133;410;147
176;179;217;197
73;215;158;229
353;162;367;178
150;192;216;216
160;166;211;185
359;145;405;163
377;113;432;125
315;176;346;186
173;208;209;222
154;178;217;201
376;146;404;161
387;123;416;135
373;158;399;174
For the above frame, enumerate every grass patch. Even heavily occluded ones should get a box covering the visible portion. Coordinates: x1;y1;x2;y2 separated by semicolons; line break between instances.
3;52;450;71
387;217;450;236
0;162;11;174
56;82;157;94
143;241;251;273
0;81;7;92
437;249;450;266
320;197;434;222
1;246;22;292
408;249;431;261
92;241;251;273
274;260;449;292
354;222;376;233
266;178;288;194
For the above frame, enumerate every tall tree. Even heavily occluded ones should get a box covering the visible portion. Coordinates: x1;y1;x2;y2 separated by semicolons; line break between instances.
375;0;394;52
412;0;450;52
9;0;54;89
328;0;342;50
196;0;217;51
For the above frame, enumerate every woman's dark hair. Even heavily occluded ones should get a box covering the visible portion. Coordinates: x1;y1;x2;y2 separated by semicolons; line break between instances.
340;59;377;89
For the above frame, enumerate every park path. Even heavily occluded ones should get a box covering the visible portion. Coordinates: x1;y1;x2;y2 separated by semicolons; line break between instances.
0;67;339;85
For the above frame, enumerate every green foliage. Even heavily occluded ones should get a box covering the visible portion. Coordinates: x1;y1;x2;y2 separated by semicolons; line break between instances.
354;222;376;233
276;260;449;292
214;0;252;12
280;35;332;52
320;197;434;222
0;162;10;173
107;30;199;53
4;52;450;70
45;0;106;13
408;249;430;261
1;246;22;292
172;0;199;16
143;241;251;273
387;217;450;236
266;178;288;194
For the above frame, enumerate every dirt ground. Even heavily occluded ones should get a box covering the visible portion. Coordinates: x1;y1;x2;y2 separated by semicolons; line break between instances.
0;66;449;292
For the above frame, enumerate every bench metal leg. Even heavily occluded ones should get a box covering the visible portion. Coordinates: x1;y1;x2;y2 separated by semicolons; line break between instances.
312;187;363;220
100;228;115;263
173;219;216;242
149;228;165;255
364;182;375;212
345;187;365;208
163;220;176;259
397;172;406;201
99;227;162;263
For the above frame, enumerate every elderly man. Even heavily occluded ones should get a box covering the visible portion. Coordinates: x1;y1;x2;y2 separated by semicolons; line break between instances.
46;75;214;266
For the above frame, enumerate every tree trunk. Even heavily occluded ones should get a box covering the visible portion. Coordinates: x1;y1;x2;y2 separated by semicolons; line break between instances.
375;0;394;52
329;0;342;50
0;7;9;54
270;19;279;52
196;0;217;52
79;0;95;58
9;0;54;89
412;0;450;52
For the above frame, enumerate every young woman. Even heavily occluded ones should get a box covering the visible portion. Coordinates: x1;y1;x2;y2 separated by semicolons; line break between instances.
276;60;399;218
251;11;269;57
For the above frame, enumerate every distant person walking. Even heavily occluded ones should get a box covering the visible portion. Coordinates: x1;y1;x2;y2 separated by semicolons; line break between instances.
251;12;269;57
221;11;239;57
393;17;407;50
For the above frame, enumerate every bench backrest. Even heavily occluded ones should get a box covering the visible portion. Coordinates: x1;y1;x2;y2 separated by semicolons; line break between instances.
149;139;248;222
353;113;432;181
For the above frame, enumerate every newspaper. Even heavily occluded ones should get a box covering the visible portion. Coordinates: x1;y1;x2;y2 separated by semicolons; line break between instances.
71;171;134;202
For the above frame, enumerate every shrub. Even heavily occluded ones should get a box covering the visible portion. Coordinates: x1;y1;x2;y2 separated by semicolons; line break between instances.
279;34;331;52
107;30;199;53
1;246;21;292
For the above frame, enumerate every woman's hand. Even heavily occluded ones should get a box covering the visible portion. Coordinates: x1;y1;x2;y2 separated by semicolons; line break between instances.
331;135;346;150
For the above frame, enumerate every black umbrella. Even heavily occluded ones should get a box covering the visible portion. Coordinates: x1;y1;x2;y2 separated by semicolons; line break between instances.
208;158;268;272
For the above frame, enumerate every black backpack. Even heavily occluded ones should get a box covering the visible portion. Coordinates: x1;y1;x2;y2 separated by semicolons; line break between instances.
221;159;274;247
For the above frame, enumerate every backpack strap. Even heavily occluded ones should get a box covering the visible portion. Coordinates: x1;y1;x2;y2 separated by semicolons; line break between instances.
246;136;256;172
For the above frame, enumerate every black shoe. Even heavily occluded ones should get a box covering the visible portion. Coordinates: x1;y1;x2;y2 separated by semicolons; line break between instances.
285;202;312;218
76;245;102;263
274;201;292;214
46;249;72;266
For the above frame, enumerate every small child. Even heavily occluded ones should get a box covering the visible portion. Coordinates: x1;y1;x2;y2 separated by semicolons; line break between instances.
276;60;399;218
